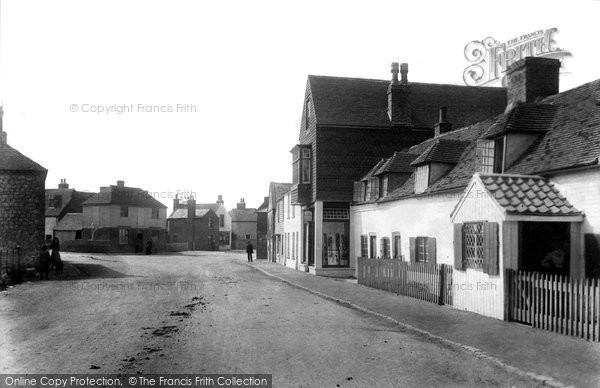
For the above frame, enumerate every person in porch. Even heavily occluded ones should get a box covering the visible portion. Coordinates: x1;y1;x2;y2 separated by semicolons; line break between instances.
541;241;567;274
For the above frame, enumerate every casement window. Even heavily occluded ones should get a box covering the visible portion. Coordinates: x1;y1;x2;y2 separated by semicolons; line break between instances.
414;165;430;194
380;176;389;198
360;235;368;257
409;236;437;264
393;233;401;259
120;204;129;218
380;237;391;259
454;222;499;275
369;235;377;258
151;208;159;219
219;214;225;227
208;217;214;229
366;178;379;201
118;228;129;245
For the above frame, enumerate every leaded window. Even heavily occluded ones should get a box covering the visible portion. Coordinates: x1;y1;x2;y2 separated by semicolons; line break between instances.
323;208;349;220
462;222;484;270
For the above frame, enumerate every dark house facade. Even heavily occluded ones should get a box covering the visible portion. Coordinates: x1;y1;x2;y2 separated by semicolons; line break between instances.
229;198;258;250
256;196;269;260
168;197;220;251
290;63;508;276
0;115;47;268
45;179;95;240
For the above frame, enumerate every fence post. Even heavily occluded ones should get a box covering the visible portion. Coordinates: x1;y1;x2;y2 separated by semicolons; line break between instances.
504;269;512;322
438;264;446;305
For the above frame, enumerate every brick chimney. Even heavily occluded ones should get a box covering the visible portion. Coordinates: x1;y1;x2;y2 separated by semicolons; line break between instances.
173;194;180;210
116;180;125;188
387;62;412;126
236;198;246;210
506;57;560;109
434;107;453;137
187;197;196;219
58;178;69;189
217;194;224;205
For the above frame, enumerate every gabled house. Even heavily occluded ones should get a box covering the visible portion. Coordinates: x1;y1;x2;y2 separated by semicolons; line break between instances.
229;198;258;250
168;197;220;251
172;194;231;250
45;179;95;240
266;182;293;262
289;62;507;277
352;57;600;320
82;180;167;252
0;112;47;267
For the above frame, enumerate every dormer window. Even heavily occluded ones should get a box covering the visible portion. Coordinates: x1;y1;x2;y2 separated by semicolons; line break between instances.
380;175;389;198
414;165;429;194
478;137;505;173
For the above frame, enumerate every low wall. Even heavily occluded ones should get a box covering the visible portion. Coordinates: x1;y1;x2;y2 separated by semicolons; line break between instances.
166;242;189;252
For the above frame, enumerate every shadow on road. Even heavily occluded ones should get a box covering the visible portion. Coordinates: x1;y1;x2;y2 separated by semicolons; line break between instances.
71;263;133;279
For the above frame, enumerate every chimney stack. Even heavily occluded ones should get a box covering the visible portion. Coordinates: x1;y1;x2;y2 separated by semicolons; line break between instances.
236;198;246;210
116;180;125;188
217;194;224;205
506;57;560;110
434;107;453;137
387;62;412;126
58;178;69;189
187;197;196;219
173;194;180;210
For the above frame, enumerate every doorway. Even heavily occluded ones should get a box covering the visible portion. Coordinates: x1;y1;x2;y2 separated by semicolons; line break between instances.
520;222;570;276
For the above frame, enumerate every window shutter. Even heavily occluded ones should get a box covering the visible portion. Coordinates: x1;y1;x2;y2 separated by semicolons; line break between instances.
483;222;499;275
427;237;437;265
409;237;416;263
454;223;463;270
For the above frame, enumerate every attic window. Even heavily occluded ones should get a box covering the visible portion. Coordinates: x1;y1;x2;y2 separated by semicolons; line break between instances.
305;98;312;131
414;165;429;194
380;175;389;198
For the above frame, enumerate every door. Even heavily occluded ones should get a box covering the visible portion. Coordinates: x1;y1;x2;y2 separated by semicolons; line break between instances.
305;222;314;266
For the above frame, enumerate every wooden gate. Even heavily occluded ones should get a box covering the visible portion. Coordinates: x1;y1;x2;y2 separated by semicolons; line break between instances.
507;269;600;341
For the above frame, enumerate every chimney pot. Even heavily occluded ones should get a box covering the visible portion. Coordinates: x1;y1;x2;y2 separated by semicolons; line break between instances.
390;62;399;84
58;179;69;189
400;63;408;84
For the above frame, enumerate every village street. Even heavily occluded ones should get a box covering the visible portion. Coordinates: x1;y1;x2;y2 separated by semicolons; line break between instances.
1;252;543;387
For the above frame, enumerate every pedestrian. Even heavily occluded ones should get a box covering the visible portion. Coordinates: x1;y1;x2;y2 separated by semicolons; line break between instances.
246;241;254;262
39;245;51;280
145;240;153;255
50;237;63;275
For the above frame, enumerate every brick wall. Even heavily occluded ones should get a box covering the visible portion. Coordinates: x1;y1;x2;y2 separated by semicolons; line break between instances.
0;171;47;267
168;215;220;251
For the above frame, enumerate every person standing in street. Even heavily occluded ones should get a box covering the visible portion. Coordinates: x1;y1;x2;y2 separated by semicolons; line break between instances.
39;245;51;280
246;241;254;262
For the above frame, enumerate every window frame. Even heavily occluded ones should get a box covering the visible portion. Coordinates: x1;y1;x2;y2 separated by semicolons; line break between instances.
120;204;129;218
416;236;429;263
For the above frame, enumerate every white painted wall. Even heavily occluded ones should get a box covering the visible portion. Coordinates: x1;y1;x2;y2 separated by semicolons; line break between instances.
83;205;167;229
283;193;302;269
551;168;600;235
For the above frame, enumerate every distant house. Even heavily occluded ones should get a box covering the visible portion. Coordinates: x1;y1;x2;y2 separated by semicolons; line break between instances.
168;197;220;251
229;198;257;250
81;180;167;252
256;196;269;260
54;213;83;242
352;57;600;320
0;112;47;267
172;194;231;250
288;62;507;277
45;179;94;240
266;182;292;262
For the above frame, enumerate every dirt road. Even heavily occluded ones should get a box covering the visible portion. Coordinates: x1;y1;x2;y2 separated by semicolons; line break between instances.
0;252;540;387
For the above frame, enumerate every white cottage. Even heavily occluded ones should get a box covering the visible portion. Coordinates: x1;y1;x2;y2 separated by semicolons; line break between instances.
351;57;600;320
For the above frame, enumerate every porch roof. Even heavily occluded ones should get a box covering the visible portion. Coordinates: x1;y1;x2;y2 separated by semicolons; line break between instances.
460;173;582;221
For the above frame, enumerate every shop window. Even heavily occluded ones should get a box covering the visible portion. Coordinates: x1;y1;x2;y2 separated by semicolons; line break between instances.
322;222;349;267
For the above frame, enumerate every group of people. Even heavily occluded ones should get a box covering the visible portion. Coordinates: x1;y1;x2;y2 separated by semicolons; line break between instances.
39;237;63;280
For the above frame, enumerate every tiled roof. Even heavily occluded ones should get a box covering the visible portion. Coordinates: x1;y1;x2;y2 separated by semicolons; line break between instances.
410;139;470;167
229;208;257;222
374;152;417;175
0;142;46;172
83;185;167;208
359;159;386;181
180;200;219;212
483;103;558;139
54;213;83;231
508;79;600;173
45;189;95;217
308;75;506;128
478;174;580;216
168;207;211;219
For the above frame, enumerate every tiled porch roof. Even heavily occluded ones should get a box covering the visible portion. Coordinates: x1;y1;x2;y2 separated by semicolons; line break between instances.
478;174;581;216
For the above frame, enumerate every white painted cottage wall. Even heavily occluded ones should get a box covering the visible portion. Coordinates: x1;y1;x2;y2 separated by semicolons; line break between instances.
551;168;600;234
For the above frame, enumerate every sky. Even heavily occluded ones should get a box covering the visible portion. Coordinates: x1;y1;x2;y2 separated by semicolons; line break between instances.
1;0;599;212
